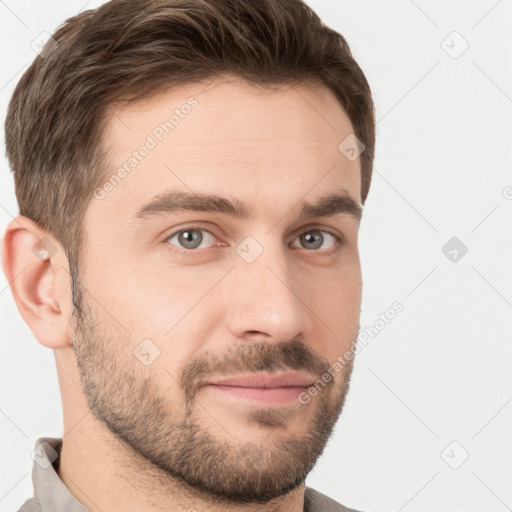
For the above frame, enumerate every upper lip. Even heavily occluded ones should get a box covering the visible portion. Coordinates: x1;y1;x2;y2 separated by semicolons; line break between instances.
204;372;317;388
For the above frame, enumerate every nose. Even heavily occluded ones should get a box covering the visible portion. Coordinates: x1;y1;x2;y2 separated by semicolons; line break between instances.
226;239;313;343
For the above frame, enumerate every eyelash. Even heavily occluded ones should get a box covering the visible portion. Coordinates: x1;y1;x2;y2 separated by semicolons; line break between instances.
162;225;344;257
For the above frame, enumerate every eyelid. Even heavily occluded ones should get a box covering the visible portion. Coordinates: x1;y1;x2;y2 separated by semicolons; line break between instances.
290;223;343;241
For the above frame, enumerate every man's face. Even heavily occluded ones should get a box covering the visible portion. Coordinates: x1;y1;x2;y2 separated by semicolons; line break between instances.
71;75;363;504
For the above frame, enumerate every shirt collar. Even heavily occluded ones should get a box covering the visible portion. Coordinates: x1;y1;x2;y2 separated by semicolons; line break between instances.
30;437;89;512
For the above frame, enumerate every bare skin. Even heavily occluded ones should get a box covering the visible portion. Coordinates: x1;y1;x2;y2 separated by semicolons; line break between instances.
2;74;363;512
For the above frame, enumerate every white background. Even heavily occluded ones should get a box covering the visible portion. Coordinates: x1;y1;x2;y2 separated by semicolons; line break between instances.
1;1;511;511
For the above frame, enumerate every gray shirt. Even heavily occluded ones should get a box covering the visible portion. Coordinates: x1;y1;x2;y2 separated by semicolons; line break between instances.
18;438;361;512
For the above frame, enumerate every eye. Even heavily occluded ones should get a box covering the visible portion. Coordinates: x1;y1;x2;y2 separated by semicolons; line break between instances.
164;226;342;255
165;227;217;251
290;229;341;252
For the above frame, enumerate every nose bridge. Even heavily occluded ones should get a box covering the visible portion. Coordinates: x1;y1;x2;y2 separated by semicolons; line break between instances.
226;234;311;341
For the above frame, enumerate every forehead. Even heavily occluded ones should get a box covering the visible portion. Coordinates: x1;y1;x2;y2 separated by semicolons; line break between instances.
91;75;362;225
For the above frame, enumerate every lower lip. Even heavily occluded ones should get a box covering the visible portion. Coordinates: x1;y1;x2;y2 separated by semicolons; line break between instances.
204;384;308;405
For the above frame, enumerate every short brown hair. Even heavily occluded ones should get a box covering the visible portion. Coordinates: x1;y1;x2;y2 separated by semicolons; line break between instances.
5;0;375;269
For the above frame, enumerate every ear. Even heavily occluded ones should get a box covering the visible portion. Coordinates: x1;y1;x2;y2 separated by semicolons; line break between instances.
1;215;73;349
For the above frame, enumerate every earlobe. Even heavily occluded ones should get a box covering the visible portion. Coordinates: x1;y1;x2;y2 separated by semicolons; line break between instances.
1;216;72;349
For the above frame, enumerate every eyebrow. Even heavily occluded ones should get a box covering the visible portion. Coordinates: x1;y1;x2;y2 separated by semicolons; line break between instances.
131;189;362;223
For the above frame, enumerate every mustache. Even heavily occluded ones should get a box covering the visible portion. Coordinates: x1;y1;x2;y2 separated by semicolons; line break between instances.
180;339;332;402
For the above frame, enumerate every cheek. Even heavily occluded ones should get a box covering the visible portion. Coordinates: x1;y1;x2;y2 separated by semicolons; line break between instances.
311;284;360;329
304;255;361;307
83;241;224;369
85;250;188;333
302;267;361;356
114;275;217;373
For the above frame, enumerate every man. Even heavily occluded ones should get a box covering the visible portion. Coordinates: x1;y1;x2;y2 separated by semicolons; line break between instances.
2;0;375;510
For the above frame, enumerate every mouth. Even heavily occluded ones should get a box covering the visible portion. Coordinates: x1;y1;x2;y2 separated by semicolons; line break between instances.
201;371;316;406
